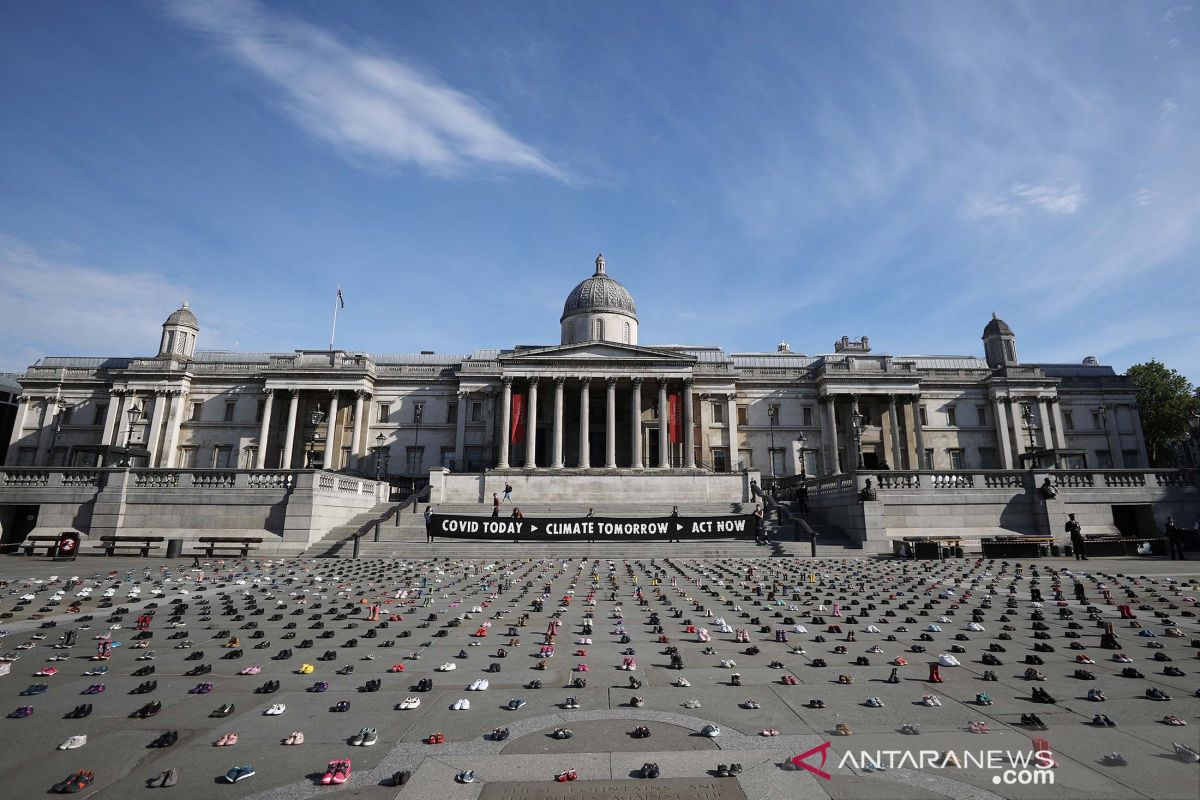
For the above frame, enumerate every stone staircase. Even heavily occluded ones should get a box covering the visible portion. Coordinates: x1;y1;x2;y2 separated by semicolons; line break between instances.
307;501;860;559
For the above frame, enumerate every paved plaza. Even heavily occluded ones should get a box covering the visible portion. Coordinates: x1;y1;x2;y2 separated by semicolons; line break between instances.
1;553;1198;800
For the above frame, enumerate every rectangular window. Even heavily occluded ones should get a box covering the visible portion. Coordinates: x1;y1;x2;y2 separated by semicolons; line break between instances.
1122;450;1138;468
440;447;455;469
736;406;748;426
59;406;73;426
17;447;37;466
212;446;232;469
946;406;957;427
49;447;68;467
948;449;965;470
711;403;724;424
739;448;753;470
1063;410;1074;430
140;404;150;421
979;447;998;469
377;403;390;423
224;401;236;423
256;399;265;423
923;448;934;470
977;406;987;426
919;406;928;426
1096;449;1112;468
768;404;780;426
446;403;458;425
802;406;813;427
770;448;785;476
712;448;728;473
1092;412;1102;430
176;447;195;468
242;447;257;469
405;446;424;476
190;402;202;422
92;404;107;426
413;402;425;423
470;402;482;422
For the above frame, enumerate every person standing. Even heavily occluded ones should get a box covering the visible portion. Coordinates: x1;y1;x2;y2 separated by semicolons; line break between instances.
424;505;435;543
491;492;500;518
1165;516;1186;560
502;482;513;503
754;504;766;546
1066;513;1086;560
797;484;809;514
669;505;680;543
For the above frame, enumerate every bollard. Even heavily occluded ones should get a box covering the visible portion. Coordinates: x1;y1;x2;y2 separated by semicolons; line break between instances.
373;521;381;542
352;536;360;559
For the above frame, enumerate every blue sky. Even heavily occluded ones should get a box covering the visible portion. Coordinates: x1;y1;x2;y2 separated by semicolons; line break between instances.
1;0;1197;380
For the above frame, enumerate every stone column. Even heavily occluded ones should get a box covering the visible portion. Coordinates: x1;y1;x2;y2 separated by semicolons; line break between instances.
1105;404;1124;467
551;378;565;468
100;390;121;448
4;395;29;465
887;395;902;469
255;389;275;469
992;396;1013;469
146;391;167;466
1037;398;1053;450
578;378;591;468
1050;397;1069;450
605;377;618;468
164;391;185;468
725;391;738;471
823;397;839;474
35;398;59;466
282;389;300;469
453;390;468;469
658;380;670;468
1007;398;1025;467
912;395;927;469
524;378;539;469
1129;404;1149;468
324;391;340;470
683;378;696;468
352;390;367;470
630;378;643;469
498;378;512;469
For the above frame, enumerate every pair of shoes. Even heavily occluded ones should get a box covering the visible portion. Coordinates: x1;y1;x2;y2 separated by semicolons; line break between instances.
58;735;87;750
491;727;510;741
455;770;475;784
631;725;651;738
398;697;421;710
1020;713;1047;729
391;770;412;786
555;769;578;782
350;727;378;746
52;770;95;793
211;703;235;718
147;768;178;788
426;732;445;744
639;763;660;779
332;701;350;712
865;696;883;708
283;731;304;745
264;703;287;715
1092;714;1116;726
967;721;989;734
761;728;781;736
150;731;179;748
320;759;350;785
701;724;721;737
808;698;826;708
899;723;919;735
507;697;527;710
215;732;238;746
553;728;573;739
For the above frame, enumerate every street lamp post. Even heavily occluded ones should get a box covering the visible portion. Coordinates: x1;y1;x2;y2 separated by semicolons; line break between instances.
305;405;325;468
411;402;424;512
796;431;808;479
373;433;386;481
1094;403;1111;467
766;405;777;478
119;403;142;467
1021;404;1038;453
850;412;864;470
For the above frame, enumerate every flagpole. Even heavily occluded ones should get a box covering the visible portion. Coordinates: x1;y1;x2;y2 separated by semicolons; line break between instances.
329;288;340;351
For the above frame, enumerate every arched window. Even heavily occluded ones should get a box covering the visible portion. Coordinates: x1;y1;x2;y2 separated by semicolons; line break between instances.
165;331;175;353
623;321;631;344
568;321;575;343
1003;341;1014;361
594;318;605;340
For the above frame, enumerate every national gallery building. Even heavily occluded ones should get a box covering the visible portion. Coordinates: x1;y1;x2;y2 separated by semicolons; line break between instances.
5;255;1149;480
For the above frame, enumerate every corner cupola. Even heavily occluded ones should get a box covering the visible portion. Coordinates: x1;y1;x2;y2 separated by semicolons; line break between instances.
159;302;199;359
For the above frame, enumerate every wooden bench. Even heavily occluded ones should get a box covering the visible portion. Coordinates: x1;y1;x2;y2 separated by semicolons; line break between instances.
20;535;62;557
895;536;963;559
981;536;1055;558
98;535;164;557
193;537;262;558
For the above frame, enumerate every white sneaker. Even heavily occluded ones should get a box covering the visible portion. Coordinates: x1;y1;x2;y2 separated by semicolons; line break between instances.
439;663;457;671
468;679;482;691
478;679;489;691
58;735;87;750
460;698;470;710
937;654;960;667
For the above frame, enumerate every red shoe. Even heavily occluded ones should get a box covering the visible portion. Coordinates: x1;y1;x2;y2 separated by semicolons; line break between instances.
389;664;405;672
321;761;338;785
928;664;944;683
332;759;351;785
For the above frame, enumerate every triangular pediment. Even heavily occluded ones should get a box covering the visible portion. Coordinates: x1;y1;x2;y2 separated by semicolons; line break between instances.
501;342;696;364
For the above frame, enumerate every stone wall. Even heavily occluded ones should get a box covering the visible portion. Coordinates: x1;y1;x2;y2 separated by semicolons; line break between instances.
430;468;758;506
0;468;386;554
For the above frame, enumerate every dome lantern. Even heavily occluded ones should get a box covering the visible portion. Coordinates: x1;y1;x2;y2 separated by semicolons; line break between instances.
560;253;638;345
159;301;199;359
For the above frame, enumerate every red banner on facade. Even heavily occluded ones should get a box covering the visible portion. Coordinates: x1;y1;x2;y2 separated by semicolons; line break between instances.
669;393;681;444
511;393;526;443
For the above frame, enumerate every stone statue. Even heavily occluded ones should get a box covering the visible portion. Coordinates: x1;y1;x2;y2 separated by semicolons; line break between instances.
1040;477;1058;499
859;478;877;502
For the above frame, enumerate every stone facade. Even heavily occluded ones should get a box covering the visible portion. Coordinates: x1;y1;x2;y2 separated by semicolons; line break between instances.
5;257;1150;480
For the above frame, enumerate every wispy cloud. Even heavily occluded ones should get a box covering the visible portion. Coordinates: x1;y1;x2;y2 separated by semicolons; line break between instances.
1133;188;1154;207
0;236;195;372
166;0;567;181
963;183;1085;219
1162;97;1180;113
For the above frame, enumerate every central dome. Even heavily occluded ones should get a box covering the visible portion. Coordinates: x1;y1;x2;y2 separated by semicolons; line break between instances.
561;254;638;322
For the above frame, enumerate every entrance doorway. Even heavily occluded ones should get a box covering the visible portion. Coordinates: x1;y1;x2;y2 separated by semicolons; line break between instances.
0;504;39;548
861;451;880;469
1111;504;1155;537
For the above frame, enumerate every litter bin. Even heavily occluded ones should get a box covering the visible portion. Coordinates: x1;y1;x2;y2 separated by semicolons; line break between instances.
166;539;183;559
